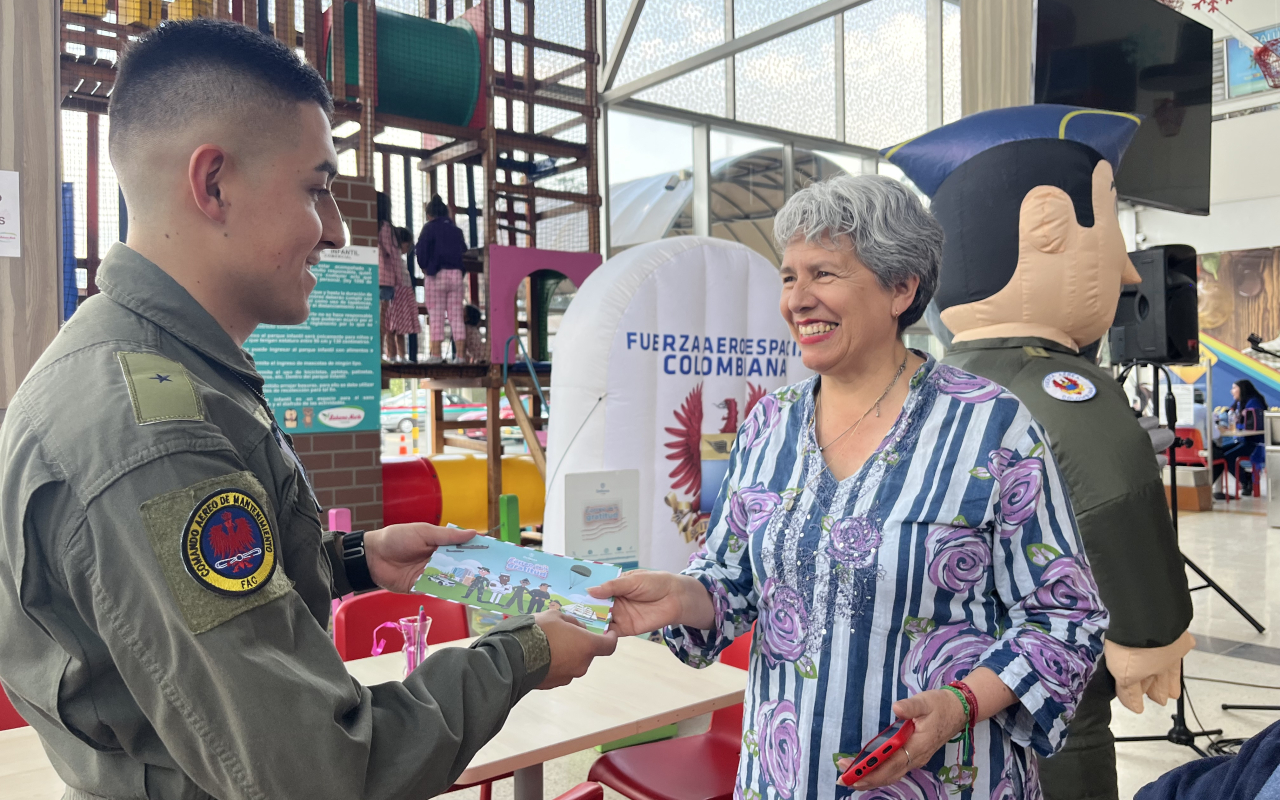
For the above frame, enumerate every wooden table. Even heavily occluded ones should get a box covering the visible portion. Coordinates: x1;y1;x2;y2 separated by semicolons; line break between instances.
0;635;746;800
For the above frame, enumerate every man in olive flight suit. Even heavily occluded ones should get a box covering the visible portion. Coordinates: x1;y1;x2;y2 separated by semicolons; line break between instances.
886;105;1195;800
0;20;616;800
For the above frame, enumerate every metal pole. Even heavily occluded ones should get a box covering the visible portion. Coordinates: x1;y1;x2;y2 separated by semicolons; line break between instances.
692;123;711;238
411;379;421;454
925;0;943;130
724;0;735;119
782;141;795;203
833;14;845;141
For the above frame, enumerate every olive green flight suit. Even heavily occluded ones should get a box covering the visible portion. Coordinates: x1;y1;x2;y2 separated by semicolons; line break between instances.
0;244;550;800
944;337;1193;800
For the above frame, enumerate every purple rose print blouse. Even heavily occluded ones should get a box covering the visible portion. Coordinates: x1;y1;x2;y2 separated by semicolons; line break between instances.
665;354;1108;800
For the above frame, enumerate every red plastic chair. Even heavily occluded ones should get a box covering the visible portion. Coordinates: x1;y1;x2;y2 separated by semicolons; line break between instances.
332;590;470;661
1175;427;1229;504
1236;443;1267;499
556;784;605;800
588;626;754;800
0;688;27;730
333;590;507;798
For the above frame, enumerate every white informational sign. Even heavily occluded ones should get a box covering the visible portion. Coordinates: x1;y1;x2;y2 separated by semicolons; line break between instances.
544;237;810;573
564;470;640;569
1161;384;1196;428
0;171;20;258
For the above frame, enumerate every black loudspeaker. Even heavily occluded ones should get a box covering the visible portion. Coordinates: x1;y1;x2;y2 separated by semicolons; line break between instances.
1108;245;1200;365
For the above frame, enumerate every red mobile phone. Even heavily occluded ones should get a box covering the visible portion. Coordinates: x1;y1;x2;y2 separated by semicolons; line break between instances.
838;719;916;787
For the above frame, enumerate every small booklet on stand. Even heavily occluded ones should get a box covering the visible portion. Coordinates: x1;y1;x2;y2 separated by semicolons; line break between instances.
413;535;621;634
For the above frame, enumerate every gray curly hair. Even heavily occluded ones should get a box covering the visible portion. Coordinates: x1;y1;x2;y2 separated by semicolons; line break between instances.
773;173;943;331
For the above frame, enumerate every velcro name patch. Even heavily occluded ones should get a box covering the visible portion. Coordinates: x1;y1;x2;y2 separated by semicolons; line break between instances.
117;351;204;424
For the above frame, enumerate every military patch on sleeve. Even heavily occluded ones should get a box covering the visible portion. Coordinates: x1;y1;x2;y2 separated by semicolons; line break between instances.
182;489;277;597
140;472;292;634
117;351;204;424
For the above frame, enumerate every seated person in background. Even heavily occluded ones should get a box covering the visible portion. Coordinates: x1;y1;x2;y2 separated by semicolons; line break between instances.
1136;720;1280;800
1215;379;1268;496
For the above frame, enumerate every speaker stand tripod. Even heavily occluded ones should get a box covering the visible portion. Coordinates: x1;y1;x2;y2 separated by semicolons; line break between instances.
1114;673;1222;757
1113;363;1264;757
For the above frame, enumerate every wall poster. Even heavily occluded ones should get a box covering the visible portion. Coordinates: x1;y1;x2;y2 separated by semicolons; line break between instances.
243;246;380;432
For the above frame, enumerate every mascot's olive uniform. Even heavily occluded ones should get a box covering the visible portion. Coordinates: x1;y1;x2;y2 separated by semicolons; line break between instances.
886;105;1194;800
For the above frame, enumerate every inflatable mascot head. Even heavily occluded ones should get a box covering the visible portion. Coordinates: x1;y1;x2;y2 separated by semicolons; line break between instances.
884;105;1144;352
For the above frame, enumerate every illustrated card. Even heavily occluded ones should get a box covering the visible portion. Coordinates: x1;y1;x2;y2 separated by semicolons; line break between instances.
413;536;621;633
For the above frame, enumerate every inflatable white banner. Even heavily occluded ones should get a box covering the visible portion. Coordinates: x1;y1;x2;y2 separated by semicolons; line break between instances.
544;237;810;573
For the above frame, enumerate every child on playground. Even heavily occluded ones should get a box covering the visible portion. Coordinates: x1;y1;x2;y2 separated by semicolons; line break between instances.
416;194;468;363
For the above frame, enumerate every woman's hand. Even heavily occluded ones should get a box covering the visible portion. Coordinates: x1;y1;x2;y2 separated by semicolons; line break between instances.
836;689;968;790
588;570;715;635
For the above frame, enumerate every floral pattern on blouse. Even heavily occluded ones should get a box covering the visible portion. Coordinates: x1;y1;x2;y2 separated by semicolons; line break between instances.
665;354;1108;800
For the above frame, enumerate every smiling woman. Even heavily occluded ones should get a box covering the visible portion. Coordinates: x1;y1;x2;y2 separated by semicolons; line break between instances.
595;174;1107;799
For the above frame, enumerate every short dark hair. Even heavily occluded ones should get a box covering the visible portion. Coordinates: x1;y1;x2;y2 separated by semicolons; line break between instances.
394;226;413;246
932;139;1103;312
109;19;331;163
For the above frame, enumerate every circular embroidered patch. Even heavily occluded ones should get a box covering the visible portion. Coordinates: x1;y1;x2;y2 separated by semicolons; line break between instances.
1042;371;1096;402
181;489;276;596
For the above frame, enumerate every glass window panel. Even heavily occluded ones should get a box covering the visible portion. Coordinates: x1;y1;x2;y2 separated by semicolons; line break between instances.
904;328;945;359
535;0;585;48
878;160;928;205
736;19;836;139
377;0;422;14
735;0;829;37
806;150;868;182
614;0;724;85
633;61;727;117
61;111;88;260
710;130;785;263
844;0;928;149
535;106;587;143
607;110;693;249
98;115;120;253
943;0;961;124
606;0;630;58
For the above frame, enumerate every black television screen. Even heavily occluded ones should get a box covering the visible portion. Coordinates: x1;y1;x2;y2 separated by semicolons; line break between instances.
1036;0;1213;215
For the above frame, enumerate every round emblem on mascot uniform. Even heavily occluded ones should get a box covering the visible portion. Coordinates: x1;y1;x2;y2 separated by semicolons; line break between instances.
1042;371;1096;402
181;489;276;596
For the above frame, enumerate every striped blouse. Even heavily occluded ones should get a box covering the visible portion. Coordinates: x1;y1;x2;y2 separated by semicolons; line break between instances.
665;354;1108;800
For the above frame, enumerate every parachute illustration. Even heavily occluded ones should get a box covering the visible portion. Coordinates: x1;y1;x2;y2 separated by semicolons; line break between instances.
568;564;592;591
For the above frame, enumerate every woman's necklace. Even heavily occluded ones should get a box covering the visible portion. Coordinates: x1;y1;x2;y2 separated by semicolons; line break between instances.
783;352;910;512
816;351;910;453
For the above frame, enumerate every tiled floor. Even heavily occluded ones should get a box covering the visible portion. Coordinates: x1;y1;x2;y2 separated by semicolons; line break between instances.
456;498;1280;800
1111;496;1280;798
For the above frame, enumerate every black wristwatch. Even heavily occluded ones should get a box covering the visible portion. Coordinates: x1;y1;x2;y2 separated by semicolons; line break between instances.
340;530;378;592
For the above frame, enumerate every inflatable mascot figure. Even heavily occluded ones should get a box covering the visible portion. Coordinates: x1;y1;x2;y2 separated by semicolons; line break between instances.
885;105;1194;800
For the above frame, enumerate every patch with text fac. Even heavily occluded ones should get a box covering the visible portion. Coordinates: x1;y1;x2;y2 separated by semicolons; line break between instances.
1042;371;1096;403
182;489;277;597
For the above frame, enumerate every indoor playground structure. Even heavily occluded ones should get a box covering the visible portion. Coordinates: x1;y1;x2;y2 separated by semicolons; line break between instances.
383;453;545;532
57;0;602;531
